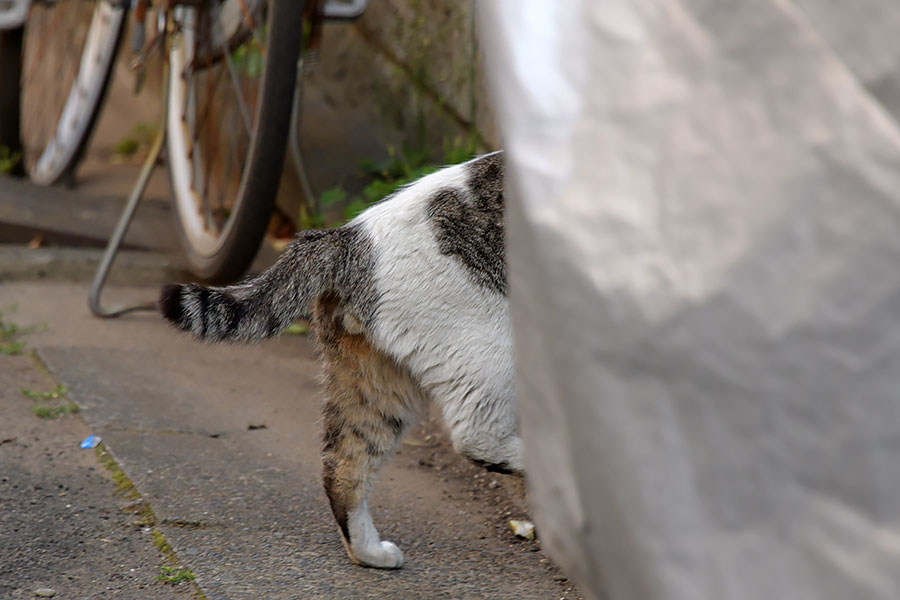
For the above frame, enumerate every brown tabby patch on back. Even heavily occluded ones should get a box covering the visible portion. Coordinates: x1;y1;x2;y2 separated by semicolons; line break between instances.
426;153;506;295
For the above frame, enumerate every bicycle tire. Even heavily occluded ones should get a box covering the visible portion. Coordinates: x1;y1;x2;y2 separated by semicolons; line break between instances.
0;2;126;185
167;0;304;283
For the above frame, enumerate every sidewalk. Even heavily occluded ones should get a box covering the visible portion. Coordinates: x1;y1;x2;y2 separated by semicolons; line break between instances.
0;272;579;599
0;352;193;599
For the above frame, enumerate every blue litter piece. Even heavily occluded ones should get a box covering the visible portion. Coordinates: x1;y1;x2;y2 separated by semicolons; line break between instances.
80;434;100;449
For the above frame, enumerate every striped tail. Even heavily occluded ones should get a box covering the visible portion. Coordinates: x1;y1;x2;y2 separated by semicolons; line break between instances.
159;229;341;342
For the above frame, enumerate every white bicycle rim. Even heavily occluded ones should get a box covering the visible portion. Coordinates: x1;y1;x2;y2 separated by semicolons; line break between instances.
167;3;264;259
30;1;125;185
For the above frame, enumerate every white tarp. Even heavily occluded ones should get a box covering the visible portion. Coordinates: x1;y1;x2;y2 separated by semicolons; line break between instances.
478;2;900;599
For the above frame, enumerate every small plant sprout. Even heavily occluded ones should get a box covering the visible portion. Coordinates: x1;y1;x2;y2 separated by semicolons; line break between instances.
21;384;68;400
32;403;80;419
0;307;46;355
157;565;196;584
0;145;22;175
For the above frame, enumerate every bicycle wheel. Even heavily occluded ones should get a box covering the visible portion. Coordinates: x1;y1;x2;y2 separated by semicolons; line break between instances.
0;1;126;185
167;0;303;282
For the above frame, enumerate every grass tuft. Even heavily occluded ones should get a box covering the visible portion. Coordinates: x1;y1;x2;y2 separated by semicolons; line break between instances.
95;444;142;500
157;565;196;584
152;529;172;554
0;307;46;355
32;403;79;419
22;384;68;400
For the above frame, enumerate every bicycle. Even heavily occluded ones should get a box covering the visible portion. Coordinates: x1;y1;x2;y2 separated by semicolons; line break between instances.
0;0;365;283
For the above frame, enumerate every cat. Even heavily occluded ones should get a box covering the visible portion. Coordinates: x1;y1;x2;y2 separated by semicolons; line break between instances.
158;151;521;569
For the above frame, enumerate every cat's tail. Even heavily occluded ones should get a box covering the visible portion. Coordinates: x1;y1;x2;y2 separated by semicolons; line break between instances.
159;229;345;343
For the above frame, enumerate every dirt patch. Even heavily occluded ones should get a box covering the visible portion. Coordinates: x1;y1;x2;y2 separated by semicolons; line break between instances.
396;407;582;599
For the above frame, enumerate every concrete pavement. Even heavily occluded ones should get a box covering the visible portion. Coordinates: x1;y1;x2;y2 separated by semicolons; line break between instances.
0;274;579;599
0;353;194;599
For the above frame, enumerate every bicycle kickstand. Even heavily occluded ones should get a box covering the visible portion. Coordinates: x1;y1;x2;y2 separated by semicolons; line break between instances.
89;56;170;318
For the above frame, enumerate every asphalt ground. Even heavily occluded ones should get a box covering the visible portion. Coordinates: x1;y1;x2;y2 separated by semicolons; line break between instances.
0;275;580;599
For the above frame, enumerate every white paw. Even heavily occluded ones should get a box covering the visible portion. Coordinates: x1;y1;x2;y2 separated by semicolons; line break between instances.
354;540;405;569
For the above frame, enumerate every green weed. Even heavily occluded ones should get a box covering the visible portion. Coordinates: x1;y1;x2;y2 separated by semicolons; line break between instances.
114;138;140;156
114;122;157;158
95;444;142;500
21;384;68;400
0;341;24;356
319;186;347;208
32;403;79;419
316;139;479;226
0;307;44;355
232;41;265;78
157;565;195;584
0;145;22;175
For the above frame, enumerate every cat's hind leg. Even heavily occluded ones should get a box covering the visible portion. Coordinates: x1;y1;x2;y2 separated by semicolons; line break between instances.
437;377;524;475
448;412;524;475
316;308;426;569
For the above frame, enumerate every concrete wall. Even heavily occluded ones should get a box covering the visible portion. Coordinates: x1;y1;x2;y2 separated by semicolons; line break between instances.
292;0;499;200
324;0;497;151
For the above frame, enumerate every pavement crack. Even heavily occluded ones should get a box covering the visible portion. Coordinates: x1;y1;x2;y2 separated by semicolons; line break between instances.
93;442;209;599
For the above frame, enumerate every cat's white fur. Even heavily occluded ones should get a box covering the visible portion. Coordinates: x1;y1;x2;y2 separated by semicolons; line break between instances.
349;155;520;566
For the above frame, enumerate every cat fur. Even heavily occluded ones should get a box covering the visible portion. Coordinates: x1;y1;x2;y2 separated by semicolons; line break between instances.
159;151;521;569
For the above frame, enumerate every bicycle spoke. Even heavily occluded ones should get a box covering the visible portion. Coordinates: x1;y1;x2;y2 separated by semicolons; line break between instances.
183;11;263;232
201;67;221;232
216;123;241;221
189;63;225;152
188;79;204;196
237;0;257;29
221;39;253;136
